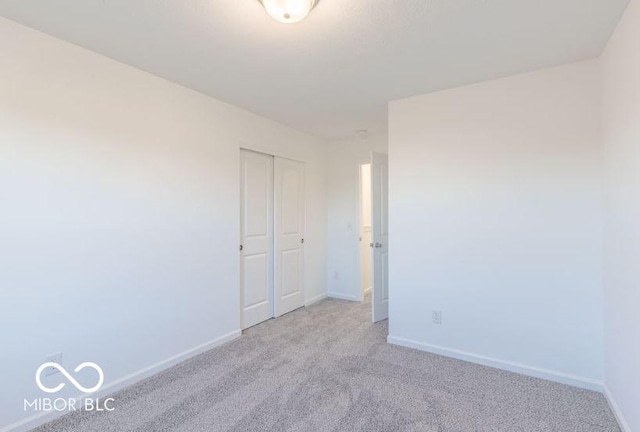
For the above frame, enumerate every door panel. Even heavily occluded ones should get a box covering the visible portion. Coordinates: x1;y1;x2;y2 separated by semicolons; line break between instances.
372;153;389;322
281;169;301;234
240;150;274;329
275;157;305;316
245;157;270;236
281;249;301;297
381;251;389;301
243;254;269;307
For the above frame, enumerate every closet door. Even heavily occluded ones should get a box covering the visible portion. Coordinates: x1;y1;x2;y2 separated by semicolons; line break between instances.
274;157;305;317
240;150;274;329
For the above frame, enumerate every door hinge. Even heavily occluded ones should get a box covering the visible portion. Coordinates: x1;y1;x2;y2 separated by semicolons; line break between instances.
239;244;243;251
301;238;305;244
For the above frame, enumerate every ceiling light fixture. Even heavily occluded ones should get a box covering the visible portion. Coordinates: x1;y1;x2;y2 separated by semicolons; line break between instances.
259;0;319;24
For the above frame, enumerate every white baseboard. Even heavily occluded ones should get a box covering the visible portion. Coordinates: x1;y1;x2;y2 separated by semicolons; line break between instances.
1;330;241;432
387;335;603;392
327;292;360;302
304;293;328;306
604;386;632;432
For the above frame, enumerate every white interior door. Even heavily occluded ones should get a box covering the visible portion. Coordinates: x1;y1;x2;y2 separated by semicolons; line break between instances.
274;157;305;317
372;153;389;322
240;150;274;329
360;164;373;297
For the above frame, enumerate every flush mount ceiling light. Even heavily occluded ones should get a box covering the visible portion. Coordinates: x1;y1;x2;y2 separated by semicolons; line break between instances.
258;0;319;24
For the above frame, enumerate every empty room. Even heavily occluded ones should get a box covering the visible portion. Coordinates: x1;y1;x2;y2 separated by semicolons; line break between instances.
0;1;638;431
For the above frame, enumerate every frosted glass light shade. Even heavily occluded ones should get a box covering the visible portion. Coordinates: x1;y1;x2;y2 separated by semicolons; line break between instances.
259;0;318;24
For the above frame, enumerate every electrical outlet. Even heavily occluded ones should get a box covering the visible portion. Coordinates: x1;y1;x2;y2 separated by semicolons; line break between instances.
432;310;442;325
44;352;63;376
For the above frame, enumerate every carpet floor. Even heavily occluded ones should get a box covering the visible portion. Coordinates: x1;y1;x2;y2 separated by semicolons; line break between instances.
33;297;620;432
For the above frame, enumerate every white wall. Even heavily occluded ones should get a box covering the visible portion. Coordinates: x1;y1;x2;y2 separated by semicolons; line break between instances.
0;17;326;430
326;135;387;301
388;60;605;388
601;1;640;430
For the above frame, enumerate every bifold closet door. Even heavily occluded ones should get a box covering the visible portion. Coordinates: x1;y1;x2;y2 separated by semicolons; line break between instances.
274;157;305;317
240;150;274;329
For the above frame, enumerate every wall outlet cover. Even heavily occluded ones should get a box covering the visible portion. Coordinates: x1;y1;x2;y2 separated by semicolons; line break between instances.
44;352;63;376
432;310;442;325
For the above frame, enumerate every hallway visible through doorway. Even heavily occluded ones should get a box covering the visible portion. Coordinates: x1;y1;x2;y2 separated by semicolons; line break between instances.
359;163;373;299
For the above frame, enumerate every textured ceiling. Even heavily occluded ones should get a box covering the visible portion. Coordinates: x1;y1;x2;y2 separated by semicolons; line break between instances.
0;0;629;139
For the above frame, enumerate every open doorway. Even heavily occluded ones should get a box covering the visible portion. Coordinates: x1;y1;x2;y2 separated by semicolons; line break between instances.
359;164;373;300
359;153;389;323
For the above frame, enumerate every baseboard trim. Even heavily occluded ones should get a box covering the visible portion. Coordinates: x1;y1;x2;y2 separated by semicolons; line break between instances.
304;293;328;306
327;292;360;302
604;386;632;432
387;335;603;392
1;330;241;432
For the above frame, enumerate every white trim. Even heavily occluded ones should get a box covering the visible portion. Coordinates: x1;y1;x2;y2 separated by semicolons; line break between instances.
2;330;241;432
604;386;632;432
327;292;360;302
304;293;327;306
387;335;603;392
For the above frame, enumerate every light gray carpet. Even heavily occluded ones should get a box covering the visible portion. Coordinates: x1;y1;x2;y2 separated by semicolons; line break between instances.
33;297;620;432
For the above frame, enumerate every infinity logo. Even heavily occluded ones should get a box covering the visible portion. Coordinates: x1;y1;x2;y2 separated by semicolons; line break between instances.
35;362;104;394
